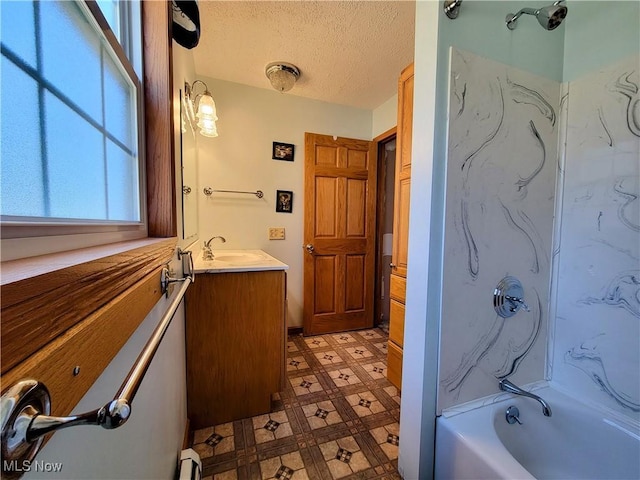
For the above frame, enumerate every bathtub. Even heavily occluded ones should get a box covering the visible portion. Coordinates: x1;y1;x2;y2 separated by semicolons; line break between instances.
435;385;640;479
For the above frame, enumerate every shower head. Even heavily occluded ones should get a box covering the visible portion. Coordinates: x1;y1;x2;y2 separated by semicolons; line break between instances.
537;3;568;29
506;1;567;31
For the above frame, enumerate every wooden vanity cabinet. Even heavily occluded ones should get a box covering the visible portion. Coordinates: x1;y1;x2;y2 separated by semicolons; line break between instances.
185;270;286;429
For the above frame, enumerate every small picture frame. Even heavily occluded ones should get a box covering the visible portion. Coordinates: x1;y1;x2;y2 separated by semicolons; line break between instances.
272;142;295;161
276;190;293;213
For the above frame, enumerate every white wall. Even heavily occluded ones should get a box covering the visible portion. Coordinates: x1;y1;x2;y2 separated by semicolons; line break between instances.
26;298;187;479
397;2;440;479
432;1;566;82
372;94;398;138
562;1;640;82
195;78;372;327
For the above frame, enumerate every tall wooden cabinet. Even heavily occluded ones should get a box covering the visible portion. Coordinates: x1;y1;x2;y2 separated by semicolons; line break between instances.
387;63;414;390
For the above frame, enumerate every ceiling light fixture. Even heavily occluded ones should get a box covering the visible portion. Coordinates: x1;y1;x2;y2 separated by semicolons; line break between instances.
185;80;218;137
265;62;301;93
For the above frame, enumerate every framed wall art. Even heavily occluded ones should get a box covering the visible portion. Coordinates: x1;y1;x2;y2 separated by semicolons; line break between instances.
276;190;293;213
272;142;295;161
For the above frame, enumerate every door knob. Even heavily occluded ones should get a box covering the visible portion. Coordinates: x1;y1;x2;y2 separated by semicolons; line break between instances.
305;244;315;254
390;263;397;268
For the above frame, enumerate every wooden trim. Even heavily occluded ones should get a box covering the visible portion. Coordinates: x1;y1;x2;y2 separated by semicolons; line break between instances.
183;418;191;450
1;268;164;416
1;238;176;374
1;238;172;285
143;0;176;237
373;128;397;327
373;126;397;144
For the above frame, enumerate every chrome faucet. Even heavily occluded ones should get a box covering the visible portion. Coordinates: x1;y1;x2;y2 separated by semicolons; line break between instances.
203;236;226;261
499;379;552;417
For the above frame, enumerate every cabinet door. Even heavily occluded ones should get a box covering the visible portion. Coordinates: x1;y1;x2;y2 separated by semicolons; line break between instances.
185;271;285;428
389;274;406;303
387;340;403;390
389;299;405;347
391;63;414;279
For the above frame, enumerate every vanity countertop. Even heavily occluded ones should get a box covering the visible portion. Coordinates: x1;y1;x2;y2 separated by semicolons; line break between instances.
192;249;289;274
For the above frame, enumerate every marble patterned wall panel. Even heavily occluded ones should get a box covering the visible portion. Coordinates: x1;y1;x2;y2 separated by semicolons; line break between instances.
438;48;560;411
553;55;639;422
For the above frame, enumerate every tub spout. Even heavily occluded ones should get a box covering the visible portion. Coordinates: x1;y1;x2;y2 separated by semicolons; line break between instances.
499;379;552;417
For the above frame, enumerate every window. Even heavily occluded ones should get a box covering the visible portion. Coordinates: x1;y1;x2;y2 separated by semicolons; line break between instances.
0;2;177;414
0;0;145;259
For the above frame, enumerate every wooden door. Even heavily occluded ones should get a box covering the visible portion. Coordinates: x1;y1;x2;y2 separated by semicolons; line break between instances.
304;132;377;335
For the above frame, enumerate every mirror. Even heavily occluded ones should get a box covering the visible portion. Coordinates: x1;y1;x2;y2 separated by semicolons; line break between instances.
179;88;198;242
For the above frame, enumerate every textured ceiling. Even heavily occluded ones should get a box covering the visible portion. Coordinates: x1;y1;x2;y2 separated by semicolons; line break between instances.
192;1;416;110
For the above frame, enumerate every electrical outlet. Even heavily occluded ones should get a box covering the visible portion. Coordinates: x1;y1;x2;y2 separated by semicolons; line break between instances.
268;227;285;240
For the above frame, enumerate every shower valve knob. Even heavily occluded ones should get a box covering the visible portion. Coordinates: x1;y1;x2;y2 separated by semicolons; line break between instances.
494;276;530;318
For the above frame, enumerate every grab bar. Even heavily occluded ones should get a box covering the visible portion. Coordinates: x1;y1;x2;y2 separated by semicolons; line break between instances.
203;186;264;198
1;263;193;478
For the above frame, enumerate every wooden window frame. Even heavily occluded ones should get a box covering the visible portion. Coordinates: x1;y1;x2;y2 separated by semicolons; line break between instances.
0;1;178;418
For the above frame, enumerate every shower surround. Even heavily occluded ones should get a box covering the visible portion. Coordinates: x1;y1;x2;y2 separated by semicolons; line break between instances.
552;55;639;421
438;48;639;421
439;48;560;411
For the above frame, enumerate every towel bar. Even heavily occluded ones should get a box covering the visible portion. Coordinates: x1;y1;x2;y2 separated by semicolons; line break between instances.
0;250;194;479
203;187;264;198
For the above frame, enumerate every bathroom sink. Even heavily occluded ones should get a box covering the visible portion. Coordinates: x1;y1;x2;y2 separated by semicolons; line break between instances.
213;252;264;264
193;249;288;273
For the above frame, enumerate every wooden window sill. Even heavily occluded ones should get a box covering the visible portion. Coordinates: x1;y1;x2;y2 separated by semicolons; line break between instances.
1;237;174;285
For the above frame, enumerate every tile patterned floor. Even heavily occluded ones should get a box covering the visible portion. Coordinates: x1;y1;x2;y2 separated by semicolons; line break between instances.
191;328;401;480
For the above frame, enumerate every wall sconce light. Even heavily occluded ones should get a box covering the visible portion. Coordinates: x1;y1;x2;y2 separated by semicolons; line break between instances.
265;62;301;93
185;80;218;137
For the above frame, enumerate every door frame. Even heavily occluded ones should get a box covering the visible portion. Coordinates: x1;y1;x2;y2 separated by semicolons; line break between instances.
373;127;397;328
